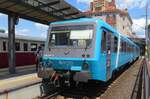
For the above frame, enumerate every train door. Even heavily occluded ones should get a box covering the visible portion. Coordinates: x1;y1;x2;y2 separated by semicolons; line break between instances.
105;31;112;80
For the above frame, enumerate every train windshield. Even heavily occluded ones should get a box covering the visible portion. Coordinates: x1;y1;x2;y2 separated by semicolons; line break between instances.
49;25;94;48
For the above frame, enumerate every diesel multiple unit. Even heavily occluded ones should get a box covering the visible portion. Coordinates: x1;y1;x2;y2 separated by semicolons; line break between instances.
38;18;140;93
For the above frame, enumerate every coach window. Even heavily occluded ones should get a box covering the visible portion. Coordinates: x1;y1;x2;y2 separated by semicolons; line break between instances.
101;31;106;53
40;44;45;48
15;42;20;51
121;40;123;52
126;43;129;52
31;43;37;51
123;41;126;52
3;41;6;51
23;43;28;51
111;35;114;52
124;42;126;52
114;36;118;52
130;45;132;52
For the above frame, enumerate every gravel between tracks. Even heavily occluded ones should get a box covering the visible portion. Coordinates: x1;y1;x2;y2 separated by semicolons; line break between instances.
99;59;143;99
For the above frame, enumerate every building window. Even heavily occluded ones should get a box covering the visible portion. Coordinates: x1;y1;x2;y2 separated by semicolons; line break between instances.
3;41;6;51
23;43;28;51
15;42;20;51
123;26;125;30
106;14;110;18
123;17;125;21
113;14;116;18
31;43;37;51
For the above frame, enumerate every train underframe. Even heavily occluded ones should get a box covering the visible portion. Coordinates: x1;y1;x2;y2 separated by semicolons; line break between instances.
38;57;139;96
38;69;105;96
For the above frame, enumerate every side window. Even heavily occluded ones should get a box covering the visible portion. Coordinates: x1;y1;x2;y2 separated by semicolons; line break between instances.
40;44;45;48
124;42;127;52
121;40;123;52
31;43;37;51
129;45;131;52
106;32;111;51
15;42;20;51
3;41;6;51
114;36;118;52
23;43;28;51
101;31;106;53
127;43;129;52
111;35;114;52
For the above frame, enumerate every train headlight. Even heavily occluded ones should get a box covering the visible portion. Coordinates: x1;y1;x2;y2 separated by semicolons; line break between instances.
82;54;85;58
86;54;90;58
82;62;89;70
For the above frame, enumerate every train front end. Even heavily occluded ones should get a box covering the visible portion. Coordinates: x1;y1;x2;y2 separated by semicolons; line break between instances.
38;19;98;88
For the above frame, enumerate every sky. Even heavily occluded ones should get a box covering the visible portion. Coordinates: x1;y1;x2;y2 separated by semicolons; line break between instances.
0;0;150;38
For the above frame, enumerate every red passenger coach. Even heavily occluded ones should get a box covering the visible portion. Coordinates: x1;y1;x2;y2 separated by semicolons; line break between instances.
0;33;45;68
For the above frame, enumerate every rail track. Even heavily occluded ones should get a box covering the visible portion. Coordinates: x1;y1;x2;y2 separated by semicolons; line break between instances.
36;58;145;99
38;92;60;99
130;59;144;99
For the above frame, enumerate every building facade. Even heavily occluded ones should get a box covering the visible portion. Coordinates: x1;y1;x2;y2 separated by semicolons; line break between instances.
85;0;133;37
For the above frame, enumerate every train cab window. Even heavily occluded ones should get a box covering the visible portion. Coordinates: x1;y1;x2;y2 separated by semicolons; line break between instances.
3;41;6;51
49;25;94;48
31;43;37;51
114;37;118;52
101;31;106;53
15;42;20;51
23;43;28;51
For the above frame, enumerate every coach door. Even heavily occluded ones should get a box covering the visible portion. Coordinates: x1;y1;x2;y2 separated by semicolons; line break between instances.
105;31;113;80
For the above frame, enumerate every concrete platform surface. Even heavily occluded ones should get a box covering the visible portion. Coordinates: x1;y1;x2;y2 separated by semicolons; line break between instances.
99;59;143;99
0;73;41;93
0;65;36;79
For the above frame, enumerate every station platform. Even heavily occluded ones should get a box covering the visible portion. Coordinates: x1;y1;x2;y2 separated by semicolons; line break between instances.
0;65;36;79
0;73;42;94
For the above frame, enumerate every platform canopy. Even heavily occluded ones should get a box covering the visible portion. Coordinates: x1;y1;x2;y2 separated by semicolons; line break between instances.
0;0;86;25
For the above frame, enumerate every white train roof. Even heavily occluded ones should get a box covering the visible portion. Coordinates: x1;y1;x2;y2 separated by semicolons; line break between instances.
0;32;45;42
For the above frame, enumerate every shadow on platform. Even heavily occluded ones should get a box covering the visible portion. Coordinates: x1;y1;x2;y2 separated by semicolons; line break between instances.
0;65;36;80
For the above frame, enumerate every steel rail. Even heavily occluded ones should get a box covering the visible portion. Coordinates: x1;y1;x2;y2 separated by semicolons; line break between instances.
130;60;144;99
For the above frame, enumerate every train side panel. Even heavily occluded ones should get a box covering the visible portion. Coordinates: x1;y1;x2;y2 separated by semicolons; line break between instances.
0;52;36;68
0;33;45;68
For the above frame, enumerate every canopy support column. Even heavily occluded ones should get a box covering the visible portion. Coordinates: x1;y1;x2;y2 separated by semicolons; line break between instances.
8;14;19;74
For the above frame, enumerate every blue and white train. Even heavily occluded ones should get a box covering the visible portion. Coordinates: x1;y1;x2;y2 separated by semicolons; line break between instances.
38;18;140;89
